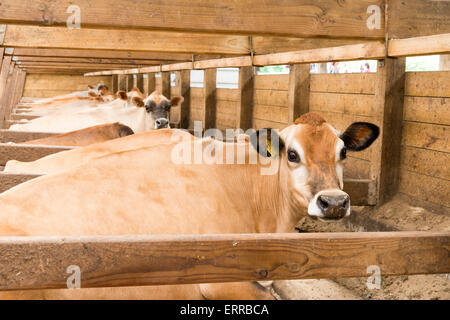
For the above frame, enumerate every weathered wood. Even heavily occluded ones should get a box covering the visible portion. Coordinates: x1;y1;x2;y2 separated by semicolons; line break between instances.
162;62;193;72
310;73;376;94
389;33;450;57
117;75;127;91
309;92;376;117
18;62;153;70
371;58;406;205
343;179;376;206
160;72;171;99
402;122;449;153
3;25;250;55
440;55;450;71
144;74;156;96
0;56;13;128
0;172;41;194
254;75;289;91
0;231;448;291
405;71;450;97
403;96;450;125
135;74;144;93
0;144;74;166
14;56;172;65
175;70;191;129
216;89;240;102
254;89;288;108
253;104;288;124
194;56;252;70
388;0;450;39
0;1;385;39
0;130;57;143
124;75;133;92
237;67;254;130
288;64;310;123
253;42;386;66
203;69;216;130
400;146;450;181
111;75;118;94
0;60;15;128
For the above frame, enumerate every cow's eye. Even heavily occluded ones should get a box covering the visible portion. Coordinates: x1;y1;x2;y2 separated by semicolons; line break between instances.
287;149;300;163
340;147;347;160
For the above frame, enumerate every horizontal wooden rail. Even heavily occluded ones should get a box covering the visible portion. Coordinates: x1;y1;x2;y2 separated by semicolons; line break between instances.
0;130;58;143
0;143;74;166
0;172;41;193
388;33;450;57
0;231;448;291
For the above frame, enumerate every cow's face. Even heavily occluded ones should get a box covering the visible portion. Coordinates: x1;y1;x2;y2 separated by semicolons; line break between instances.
142;91;184;129
251;113;379;222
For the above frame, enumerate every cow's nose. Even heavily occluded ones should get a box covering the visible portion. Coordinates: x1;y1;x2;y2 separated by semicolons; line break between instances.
316;194;350;220
155;119;169;129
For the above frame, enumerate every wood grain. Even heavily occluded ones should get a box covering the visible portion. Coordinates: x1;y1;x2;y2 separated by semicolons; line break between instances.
0;130;57;143
0;231;447;291
0;144;74;166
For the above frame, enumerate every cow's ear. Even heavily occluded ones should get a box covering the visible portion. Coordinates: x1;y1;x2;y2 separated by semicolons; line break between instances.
117;91;128;101
341;122;379;151
88;85;94;90
170;96;184;107
88;91;97;97
132;97;144;108
249;128;285;158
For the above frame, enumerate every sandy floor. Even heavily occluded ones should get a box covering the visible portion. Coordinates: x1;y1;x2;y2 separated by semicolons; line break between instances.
274;195;450;300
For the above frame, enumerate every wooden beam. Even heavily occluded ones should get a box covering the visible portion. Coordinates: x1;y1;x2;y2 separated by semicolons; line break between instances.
3;25;250;55
0;58;14;128
194;56;252;70
0;231;448;291
370;58;406;205
0;130;57;143
387;0;450;39
12;71;26;109
0;172;40;194
287;64;310;123
4;66;21;121
388;33;450;57
162;62;193;72
236;67;254;130
0;143;74;166
18;62;155;69
0;0;385;39
175;70;191;129
14;56;173;65
203;69;217;130
144;74;156;96
160;72;171;99
253;42;386;66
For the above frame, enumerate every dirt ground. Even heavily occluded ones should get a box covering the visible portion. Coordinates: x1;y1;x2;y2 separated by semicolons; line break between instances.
275;195;450;300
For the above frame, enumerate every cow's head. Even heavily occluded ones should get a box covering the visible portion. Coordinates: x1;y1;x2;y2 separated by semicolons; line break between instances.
139;91;184;129
250;112;379;222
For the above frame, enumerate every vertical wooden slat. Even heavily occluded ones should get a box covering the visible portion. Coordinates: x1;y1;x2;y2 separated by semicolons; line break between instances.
203;69;216;130
118;74;127;91
371;58;406;205
160;72;171;98
13;70;26;107
0;57;13;128
126;74;133;91
237;66;254;130
135;74;144;92
175;70;191;129
288;64;310;123
111;75;118;94
5;65;20;119
144;73;156;96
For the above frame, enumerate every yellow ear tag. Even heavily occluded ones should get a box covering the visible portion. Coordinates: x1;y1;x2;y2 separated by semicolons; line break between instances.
266;139;277;157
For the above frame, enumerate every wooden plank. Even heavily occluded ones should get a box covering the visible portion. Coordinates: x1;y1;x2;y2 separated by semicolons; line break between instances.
388;0;450;39
343;179;376;206
3;25;249;55
0;231;448;291
194;56;252;69
344;157;371;180
236;67;254;130
15;56;171;66
253;104;288;124
216;100;237;115
403;96;450;125
309;92;376;117
111;75;118;94
175;70;190;129
12;71;26;108
203;69;216;130
400;146;450;181
117;75;127;91
310;73;376;94
216;112;237;129
160;73;171;99
254;75;289;91
398;169;450;208
253;42;385;66
389;34;450;57
0;144;74;166
440;55;450;71
144;73;156;96
402;122;449;153
371;58;406;204
0;0;385;39
0;56;12;128
0;61;15;129
0;172;40;194
162;62;193;72
254;89;288;108
18;62;152;69
405;72;450;97
216;89;240;102
288;64;310;123
0;130;57;143
253;119;286;130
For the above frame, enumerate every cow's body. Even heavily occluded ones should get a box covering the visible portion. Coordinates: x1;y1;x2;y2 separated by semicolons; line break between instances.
5;129;192;174
0;113;379;299
21;123;134;147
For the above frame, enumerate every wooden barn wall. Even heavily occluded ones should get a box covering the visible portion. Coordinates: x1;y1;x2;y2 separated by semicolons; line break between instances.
216;88;239;130
190;87;205;129
22;74;112;98
399;71;449;208
253;75;289;130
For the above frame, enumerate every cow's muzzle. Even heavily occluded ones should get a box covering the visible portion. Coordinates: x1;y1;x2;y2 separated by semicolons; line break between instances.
308;190;350;221
155;118;170;129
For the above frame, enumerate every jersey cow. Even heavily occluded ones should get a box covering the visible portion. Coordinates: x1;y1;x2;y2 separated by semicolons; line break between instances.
0;113;379;299
9;91;181;134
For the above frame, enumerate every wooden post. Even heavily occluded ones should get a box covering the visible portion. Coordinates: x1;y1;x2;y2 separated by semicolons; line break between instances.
160;72;170;98
175;70;190;129
5;65;20;119
288;64;310;123
118;74;127;91
236;66;254;130
126;74;133;91
144;73;156;96
135;74;144;92
111;75;118;94
371;58;406;205
13;70;26;111
0;57;13;128
203;69;216;130
439;54;450;71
